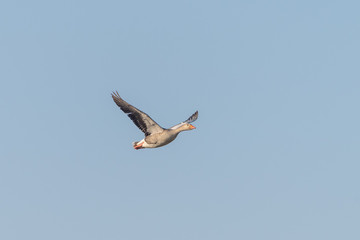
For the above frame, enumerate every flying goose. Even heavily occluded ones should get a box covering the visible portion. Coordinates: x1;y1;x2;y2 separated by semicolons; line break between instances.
111;91;198;150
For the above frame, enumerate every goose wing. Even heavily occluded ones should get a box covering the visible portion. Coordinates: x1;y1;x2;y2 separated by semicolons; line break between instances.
170;111;198;130
111;91;164;136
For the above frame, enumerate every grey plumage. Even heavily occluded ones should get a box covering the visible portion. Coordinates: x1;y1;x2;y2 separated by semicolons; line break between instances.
184;111;198;123
111;91;163;136
112;91;198;149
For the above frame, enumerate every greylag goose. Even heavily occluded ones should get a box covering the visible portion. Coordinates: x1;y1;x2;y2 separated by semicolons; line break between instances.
111;91;198;150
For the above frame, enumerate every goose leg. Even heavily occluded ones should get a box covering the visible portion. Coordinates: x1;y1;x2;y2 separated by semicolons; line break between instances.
134;142;144;150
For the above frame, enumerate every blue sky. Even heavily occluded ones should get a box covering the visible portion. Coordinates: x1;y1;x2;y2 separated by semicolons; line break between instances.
1;1;360;239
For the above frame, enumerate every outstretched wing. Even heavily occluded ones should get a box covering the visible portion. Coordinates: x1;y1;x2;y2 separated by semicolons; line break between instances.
184;110;198;123
111;91;164;136
170;111;199;130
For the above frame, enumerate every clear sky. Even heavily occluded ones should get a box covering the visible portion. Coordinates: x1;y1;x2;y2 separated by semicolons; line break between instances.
1;0;360;239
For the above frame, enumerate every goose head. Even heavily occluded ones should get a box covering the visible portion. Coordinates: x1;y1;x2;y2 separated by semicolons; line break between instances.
178;123;196;132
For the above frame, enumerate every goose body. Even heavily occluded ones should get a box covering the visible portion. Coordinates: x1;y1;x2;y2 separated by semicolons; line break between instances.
111;91;198;150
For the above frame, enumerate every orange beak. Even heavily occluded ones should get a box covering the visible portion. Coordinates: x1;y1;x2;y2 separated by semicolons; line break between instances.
189;124;196;129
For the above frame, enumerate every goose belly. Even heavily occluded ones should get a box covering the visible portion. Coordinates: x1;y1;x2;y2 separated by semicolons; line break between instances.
143;133;178;148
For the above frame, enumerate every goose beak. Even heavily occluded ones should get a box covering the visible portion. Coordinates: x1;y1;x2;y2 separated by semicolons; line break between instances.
189;124;196;130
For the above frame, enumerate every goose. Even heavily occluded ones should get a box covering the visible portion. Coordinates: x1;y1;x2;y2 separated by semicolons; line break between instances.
111;91;198;150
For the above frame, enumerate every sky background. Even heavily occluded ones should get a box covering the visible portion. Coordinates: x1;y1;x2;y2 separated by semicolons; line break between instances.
1;0;360;239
